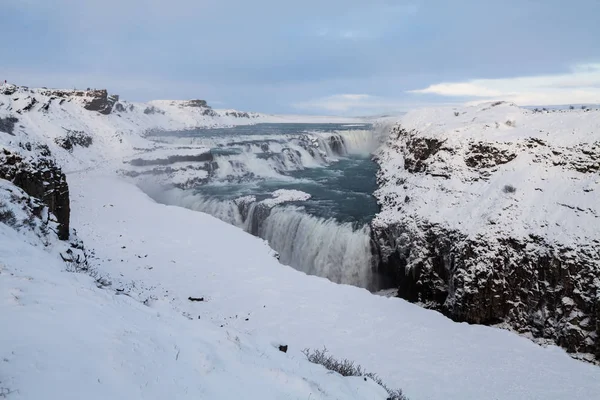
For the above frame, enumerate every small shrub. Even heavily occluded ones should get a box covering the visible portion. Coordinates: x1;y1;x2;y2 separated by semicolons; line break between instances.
303;348;408;400
503;184;517;194
569;105;575;110
454;111;459;117
0;202;17;227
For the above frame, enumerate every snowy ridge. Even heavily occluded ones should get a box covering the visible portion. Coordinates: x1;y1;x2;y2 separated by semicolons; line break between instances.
372;101;600;361
0;84;362;172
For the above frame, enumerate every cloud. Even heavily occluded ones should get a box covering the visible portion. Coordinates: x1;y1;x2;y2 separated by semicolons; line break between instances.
293;94;453;116
409;63;600;105
410;83;504;97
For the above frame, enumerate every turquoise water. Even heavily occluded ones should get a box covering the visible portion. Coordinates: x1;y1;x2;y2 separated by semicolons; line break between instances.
155;123;379;225
148;123;385;289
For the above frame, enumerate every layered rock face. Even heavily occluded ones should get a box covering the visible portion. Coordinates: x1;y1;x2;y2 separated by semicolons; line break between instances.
372;103;600;361
0;146;70;240
38;88;118;114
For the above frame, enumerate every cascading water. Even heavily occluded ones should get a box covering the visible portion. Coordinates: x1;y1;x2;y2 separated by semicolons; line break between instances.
259;207;374;288
139;123;387;291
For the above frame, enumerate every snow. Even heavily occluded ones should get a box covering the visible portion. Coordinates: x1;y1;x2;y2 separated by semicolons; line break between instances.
66;173;600;400
0;219;387;400
374;102;600;248
2;88;600;400
260;189;311;206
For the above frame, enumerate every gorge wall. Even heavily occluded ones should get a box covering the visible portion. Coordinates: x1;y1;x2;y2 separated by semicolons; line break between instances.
0;145;70;240
371;103;600;362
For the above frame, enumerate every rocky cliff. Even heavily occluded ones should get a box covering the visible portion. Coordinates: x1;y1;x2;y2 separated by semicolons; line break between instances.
372;103;600;362
0;145;70;240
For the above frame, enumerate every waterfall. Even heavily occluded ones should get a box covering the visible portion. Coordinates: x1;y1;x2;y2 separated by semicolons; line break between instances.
145;187;376;290
138;126;382;290
259;207;375;289
148;187;243;226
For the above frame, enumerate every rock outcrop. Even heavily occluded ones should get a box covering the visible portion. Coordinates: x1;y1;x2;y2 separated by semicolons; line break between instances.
372;103;600;362
0;116;19;135
54;130;94;152
128;151;213;167
0;146;70;240
39;88;118;115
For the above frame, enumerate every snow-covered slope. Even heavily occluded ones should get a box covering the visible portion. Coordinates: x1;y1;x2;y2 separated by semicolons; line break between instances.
372;101;600;361
0;201;387;400
2;85;600;400
66;173;600;400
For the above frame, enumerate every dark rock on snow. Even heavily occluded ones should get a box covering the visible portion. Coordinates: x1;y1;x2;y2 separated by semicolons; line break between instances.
0;148;70;239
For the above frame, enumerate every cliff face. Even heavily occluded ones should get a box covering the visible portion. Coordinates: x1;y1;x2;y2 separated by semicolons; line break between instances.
0;146;70;240
372;103;600;362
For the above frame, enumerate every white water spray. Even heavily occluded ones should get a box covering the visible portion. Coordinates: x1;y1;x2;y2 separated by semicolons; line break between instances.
259;207;374;289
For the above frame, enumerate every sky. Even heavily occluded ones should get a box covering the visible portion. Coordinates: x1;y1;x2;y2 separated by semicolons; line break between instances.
1;0;599;115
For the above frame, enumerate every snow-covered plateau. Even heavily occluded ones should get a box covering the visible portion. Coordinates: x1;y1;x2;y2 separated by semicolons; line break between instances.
1;84;600;400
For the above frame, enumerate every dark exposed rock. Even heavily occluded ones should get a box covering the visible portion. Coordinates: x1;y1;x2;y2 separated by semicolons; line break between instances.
390;128;449;174
0;182;59;242
144;106;165;115
225;110;250;118
54;130;93;152
128;152;213;167
17;97;38;113
0;148;70;240
184;99;208;108
372;221;600;360
1;84;17;95
404;137;445;173
236;200;273;236
83;90;113;115
38;88;116;115
202;108;218;117
40;97;54;112
465;143;517;169
0;116;19;135
114;102;126;113
373;122;600;362
328;135;346;156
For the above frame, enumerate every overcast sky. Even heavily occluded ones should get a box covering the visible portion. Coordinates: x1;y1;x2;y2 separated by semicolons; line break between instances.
1;0;599;115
